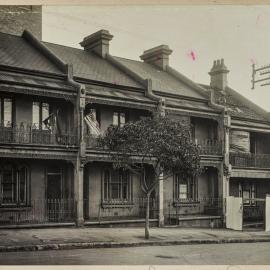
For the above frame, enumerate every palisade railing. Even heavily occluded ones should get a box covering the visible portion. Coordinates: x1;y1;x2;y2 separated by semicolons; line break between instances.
0;123;77;146
0;199;76;225
230;152;270;169
85;134;223;156
164;197;224;225
84;197;158;222
196;139;223;155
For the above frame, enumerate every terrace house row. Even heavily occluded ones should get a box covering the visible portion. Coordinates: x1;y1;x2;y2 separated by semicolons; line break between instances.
0;29;270;228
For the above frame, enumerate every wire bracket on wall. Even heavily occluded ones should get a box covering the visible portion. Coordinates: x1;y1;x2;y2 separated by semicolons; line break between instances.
252;63;270;89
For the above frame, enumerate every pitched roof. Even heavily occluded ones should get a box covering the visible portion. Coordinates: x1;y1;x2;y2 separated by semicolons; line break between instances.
112;56;207;100
200;84;270;122
0;70;73;91
44;42;142;89
0;32;62;74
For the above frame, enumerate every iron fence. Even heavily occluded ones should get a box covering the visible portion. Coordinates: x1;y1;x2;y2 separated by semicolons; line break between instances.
230;152;270;169
85;134;223;156
0;123;77;146
197;139;223;155
164;197;224;225
243;198;265;222
0;199;76;225
84;197;158;222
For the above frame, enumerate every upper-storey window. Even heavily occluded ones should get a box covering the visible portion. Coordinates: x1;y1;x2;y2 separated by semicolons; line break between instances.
32;102;50;130
113;112;126;127
0;98;12;127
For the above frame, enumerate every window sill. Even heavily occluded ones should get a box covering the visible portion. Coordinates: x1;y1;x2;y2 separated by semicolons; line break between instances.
101;201;134;208
0;205;32;211
173;200;200;207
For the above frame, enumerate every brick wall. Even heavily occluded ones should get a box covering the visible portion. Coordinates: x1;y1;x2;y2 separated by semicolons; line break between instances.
0;5;42;39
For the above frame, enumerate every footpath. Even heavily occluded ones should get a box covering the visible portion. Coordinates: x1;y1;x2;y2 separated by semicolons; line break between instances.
0;226;270;252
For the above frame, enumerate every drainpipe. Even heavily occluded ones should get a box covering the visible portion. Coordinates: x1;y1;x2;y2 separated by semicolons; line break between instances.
208;88;231;222
66;63;86;227
144;79;166;117
67;64;86;153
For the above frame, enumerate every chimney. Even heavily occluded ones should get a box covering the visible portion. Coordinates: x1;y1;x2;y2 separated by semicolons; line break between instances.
80;29;113;58
209;59;229;91
140;45;172;71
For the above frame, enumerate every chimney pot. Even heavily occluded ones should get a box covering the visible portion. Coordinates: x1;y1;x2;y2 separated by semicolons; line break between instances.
80;29;113;58
140;45;172;71
209;58;229;91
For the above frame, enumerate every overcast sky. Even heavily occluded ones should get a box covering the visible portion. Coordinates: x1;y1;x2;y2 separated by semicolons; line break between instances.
43;5;270;111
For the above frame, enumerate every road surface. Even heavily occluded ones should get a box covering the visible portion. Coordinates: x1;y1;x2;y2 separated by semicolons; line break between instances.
0;242;269;265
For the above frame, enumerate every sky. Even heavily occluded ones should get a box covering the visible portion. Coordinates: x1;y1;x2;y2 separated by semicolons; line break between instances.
43;5;270;111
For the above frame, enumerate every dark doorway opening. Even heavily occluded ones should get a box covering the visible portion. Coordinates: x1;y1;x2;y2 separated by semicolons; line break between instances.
46;168;63;221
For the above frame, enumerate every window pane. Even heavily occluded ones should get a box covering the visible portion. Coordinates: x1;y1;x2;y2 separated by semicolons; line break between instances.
243;190;250;199
113;112;119;126
104;170;110;201
179;184;188;199
19;168;27;204
111;183;120;199
2;167;15;204
32;102;40;129
3;98;12;127
120;113;125;127
42;103;49;130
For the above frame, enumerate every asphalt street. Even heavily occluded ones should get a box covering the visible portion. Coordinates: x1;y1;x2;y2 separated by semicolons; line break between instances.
0;242;270;265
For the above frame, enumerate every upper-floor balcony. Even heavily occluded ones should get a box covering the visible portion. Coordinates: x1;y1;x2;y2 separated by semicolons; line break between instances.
196;139;223;156
85;135;223;156
230;152;270;169
0;122;77;147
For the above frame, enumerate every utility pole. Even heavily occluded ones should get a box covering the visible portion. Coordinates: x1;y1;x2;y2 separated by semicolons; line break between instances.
252;63;270;89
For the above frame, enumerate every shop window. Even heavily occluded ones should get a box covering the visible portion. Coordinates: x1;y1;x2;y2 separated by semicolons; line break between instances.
174;174;196;201
113;112;126;127
102;168;132;202
32;101;50;130
239;182;256;205
0;164;29;206
0;98;13;127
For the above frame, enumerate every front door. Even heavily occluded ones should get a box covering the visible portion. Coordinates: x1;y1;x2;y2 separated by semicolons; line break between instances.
46;169;62;221
226;196;243;230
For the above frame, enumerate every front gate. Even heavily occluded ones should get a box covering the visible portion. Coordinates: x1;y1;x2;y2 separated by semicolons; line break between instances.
226;196;269;231
226;196;243;230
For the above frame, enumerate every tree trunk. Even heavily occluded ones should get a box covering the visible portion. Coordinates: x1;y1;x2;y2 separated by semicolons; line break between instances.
145;192;150;239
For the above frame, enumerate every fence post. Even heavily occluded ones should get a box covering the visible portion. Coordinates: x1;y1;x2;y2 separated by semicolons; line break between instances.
158;173;164;227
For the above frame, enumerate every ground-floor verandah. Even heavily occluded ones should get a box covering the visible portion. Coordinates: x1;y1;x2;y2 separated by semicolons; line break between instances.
0;158;224;227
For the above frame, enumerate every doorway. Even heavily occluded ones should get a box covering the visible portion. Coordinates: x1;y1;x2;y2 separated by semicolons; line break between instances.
46;167;63;221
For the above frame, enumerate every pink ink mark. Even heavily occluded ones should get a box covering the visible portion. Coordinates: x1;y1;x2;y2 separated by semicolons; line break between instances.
250;58;257;65
187;50;196;61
